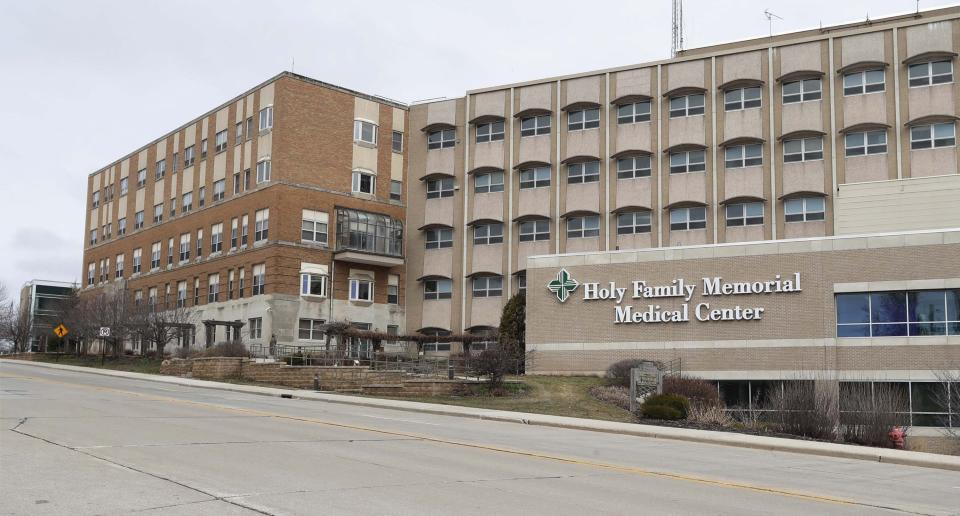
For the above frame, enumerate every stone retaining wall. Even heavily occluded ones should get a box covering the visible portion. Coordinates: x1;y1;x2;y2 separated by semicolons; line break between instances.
191;357;244;379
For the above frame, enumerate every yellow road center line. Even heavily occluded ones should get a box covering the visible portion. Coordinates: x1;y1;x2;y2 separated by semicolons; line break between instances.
3;372;856;507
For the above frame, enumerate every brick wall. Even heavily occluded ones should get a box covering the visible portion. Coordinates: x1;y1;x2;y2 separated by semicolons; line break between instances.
191;357;244;379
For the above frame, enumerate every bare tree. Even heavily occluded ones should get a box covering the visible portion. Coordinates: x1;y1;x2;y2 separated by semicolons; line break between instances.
143;303;197;359
66;288;141;359
933;371;960;439
0;299;33;353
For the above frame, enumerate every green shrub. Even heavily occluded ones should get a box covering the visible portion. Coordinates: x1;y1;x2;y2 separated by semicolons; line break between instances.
641;404;683;420
604;359;650;388
641;393;690;419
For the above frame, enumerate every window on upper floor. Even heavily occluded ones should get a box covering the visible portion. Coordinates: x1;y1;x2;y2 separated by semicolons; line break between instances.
567;161;600;184
211;223;223;253
200;139;208;158
115;254;124;278
153;203;163;224
908;60;953;87
169;197;177;218
300;273;328;297
724;87;762;111
182;192;193;214
196;228;203;259
172;152;178;173
669;207;707;231
567;108;600;131
259;106;274;131
252;263;266;295
390;180;402;201
132;248;142;274
784;197;825;222
616;211;651;234
428;129;455;149
184;145;195;167
782;79;821;104
208;274;220;303
519;166;550;189
254;208;269;243
352;170;375;194
391;131;403;153
150;241;161;269
843;69;885;95
91;191;100;209
520;114;551;136
134;210;144;230
118;217;126;236
473;223;503;245
566;215;600;238
518;219;550;242
89;228;97;245
669;150;705;173
387;279;399;304
119;177;128;196
910;123;955;149
235;122;243;145
348;278;373;302
783;137;823;162
215;130;228;152
474;171;504;193
472;276;503;298
252;159;270;184
424;279;452;300
617;101;651;124
845;130;887;156
724;143;763;168
198;186;206;208
725;202;764;226
836;289;960;338
617;155;651;179
137;168;146;188
426;177;454;199
155;159;166;180
668;94;704;117
354;119;378;145
425;227;453;249
476;121;504;143
301;209;328;244
213;179;226;201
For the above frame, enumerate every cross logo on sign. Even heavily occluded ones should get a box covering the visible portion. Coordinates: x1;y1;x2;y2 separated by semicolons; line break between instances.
99;327;111;338
547;268;579;303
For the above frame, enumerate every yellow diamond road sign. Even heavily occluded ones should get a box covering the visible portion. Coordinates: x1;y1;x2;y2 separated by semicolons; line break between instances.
53;324;69;338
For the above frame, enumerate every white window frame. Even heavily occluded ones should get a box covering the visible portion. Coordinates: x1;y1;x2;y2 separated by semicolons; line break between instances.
617;155;651;179
567;108;600;131
566;215;600;238
567;161;600;184
476;121;504;143
179;233;191;262
424;278;453;300
301;210;329;244
349;278;374;302
212;179;226;201
300;273;329;297
724;144;763;168
669;150;706;173
298;318;326;340
520;114;551;137
259;106;274;131
725;202;764;227
427;129;455;149
353;119;378;145
784;197;826;223
472;276;503;298
150;242;161;270
724;87;762;111
669;207;707;231
474;171;504;193
352;170;376;194
782;79;822;104
215;130;228;152
616;211;652;234
249;317;263;339
211;223;223;253
617;101;651;124
256;159;271;183
254;208;269;243
668;94;705;118
426;177;455;198
783;137;824;162
392;131;403;153
910;123;956;150
425;227;453;249
908;60;953;88
518;219;550;242
390;180;403;201
252;264;266;295
845;130;888;156
519;166;550;189
473;223;504;245
843;69;886;96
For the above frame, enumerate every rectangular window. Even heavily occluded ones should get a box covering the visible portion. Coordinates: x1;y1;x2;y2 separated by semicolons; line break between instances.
298;272;329;297
617;155;651;179
617;101;651;124
426;177;455;198
117;218;127;236
520;114;551;136
179;233;190;262
425;227;453;249
845;130;887;156
256;159;271;183
616;211;652;234
354;119;378;145
784;197;825;222
352;170;375;194
137;168;147;188
783;137;824;162
176;281;187;308
207;274;220;303
519;219;550;242
252;264;266;295
910;123;955;149
349;278;373;302
215;130;228;152
200;139;208;158
230;218;238;249
298;318;325;340
153;203;163;224
155;159;166;180
472;276;503;298
115;254;124;278
424;279;452;300
519;166;551;189
836;289;960;337
259;106;274;131
724;144;763;168
387;284;399;304
782;79;822;103
670;207;707;231
567;161;600;184
132;248;142;274
89;228;97;245
227;270;234;300
211;223;223;253
567;215;600;238
172;153;178;173
182;192;193;213
119;177;128;196
390;180;402;201
843;69;885;95
238;269;246;297
392;131;403;153
476;121;504;143
473;223;504;245
474;171;504;193
567;108;600;131
301;209;328;244
248;317;262;339
669;150;706;173
724;87;762;111
235;122;243;145
134;210;144;229
169;197;177;218
150;242;161;269
908;60;953;87
725;202;764;226
87;263;95;285
669;94;705;117
254;208;269;243
246;117;254;140
167;237;174;265
184;145;195;167
213;179;225;201
427;129;455;149
517;272;527;293
195;229;203;259
233;172;241;194
198;186;206;208
241;215;249;246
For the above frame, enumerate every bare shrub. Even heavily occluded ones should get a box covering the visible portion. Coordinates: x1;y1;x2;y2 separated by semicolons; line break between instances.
840;382;910;448
664;376;720;406
588;385;631;411
200;341;251;358
474;348;513;390
764;381;837;441
688;401;734;427
933;372;960;440
604;359;650;388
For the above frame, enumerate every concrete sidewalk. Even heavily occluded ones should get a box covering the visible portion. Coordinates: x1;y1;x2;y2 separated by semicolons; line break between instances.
3;358;959;472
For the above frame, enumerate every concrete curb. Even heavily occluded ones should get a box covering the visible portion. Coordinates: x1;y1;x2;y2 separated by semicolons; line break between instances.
4;358;960;472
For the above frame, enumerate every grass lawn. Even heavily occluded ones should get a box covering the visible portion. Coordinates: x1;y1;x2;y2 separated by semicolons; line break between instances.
12;354;164;375
384;376;636;423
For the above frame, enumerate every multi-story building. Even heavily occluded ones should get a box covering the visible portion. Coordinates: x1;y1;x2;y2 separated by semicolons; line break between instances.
82;6;960;356
19;280;77;352
82;74;408;350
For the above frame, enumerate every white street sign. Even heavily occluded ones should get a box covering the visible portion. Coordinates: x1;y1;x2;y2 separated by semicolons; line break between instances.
99;327;111;338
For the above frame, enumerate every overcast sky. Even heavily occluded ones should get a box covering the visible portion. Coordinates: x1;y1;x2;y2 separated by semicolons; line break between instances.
0;0;952;300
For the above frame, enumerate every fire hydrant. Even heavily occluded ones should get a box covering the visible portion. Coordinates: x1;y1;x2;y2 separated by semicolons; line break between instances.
888;426;905;449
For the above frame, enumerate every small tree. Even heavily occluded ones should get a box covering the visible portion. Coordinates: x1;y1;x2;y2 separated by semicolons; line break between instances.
0;300;33;353
143;304;197;359
498;292;525;373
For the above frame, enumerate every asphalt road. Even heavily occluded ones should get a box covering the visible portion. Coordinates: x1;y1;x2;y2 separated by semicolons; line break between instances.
2;361;960;516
